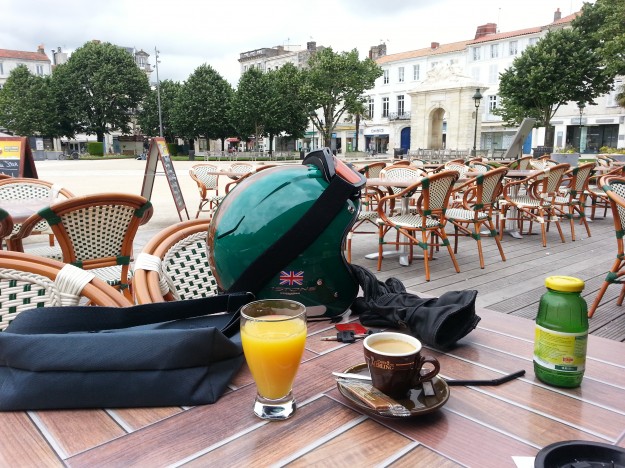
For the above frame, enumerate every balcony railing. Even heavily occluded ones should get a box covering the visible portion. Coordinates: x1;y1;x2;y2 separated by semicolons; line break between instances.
388;111;411;121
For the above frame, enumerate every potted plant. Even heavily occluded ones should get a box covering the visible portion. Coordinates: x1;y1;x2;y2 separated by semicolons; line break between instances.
551;146;580;167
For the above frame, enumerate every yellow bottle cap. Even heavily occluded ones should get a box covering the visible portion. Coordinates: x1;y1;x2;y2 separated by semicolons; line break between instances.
545;276;585;292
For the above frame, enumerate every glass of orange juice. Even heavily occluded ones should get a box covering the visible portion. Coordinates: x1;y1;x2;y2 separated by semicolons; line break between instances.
240;299;307;420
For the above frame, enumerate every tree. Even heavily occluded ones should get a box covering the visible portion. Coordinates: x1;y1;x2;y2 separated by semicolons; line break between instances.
494;28;613;147
264;63;308;152
344;96;368;152
137;79;181;141
52;41;150;142
572;0;625;77
573;0;625;109
173;64;234;150
230;68;271;151
0;65;55;136
303;48;382;147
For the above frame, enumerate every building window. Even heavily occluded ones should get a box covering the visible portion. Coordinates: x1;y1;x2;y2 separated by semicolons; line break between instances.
398;66;404;83
472;47;481;61
368;97;374;119
413;64;420;80
489;95;498;111
489;64;498;83
490;44;499;59
36;64;44;76
382;97;389;117
383;69;389;84
509;41;518;56
397;95;405;115
607;81;623;107
529;37;539;46
0;62;3;75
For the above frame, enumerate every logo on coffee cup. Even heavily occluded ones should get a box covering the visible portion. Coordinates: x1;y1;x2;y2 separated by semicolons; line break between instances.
372;358;394;370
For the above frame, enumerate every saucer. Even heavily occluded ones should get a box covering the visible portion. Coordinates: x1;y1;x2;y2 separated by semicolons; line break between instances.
336;363;450;418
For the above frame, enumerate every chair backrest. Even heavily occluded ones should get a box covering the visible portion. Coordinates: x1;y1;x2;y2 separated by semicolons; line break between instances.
133;219;215;303
189;164;219;191
468;161;491;173
509;156;533;170
0;251;131;330
19;193;153;283
380;165;426;194
567;162;595;194
469;167;508;207
360;162;386;178
599;176;625;240
534;163;570;197
229;162;255;175
444;161;469;177
421;170;460;214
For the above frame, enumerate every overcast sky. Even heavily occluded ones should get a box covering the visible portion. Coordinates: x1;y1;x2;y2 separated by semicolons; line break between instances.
2;0;588;86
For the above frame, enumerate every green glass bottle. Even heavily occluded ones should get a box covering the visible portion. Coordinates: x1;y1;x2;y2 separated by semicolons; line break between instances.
533;276;588;388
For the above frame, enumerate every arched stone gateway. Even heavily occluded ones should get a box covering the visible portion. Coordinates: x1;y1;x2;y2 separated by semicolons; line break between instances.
408;64;486;152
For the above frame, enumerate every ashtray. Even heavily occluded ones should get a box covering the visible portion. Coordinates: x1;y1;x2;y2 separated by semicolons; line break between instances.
535;440;625;468
335;363;450;418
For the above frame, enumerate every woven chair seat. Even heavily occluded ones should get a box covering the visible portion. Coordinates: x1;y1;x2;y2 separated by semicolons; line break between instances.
445;208;489;221
27;245;63;261
90;265;123;287
357;210;379;221
380;213;440;229
505;195;552;208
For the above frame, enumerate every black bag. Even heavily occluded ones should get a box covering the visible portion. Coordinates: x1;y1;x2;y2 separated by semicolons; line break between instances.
350;265;481;350
0;292;254;411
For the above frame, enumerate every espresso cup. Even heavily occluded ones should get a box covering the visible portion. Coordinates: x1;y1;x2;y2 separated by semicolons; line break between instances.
363;332;440;399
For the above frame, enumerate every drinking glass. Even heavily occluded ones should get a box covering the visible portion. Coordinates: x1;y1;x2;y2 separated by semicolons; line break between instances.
240;299;307;420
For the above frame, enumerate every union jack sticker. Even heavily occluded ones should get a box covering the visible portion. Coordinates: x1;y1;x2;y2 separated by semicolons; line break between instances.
279;271;304;286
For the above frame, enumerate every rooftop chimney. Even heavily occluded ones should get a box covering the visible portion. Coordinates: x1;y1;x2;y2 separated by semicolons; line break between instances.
368;44;387;60
307;41;317;52
37;44;45;54
474;23;497;39
431;42;440;50
554;8;561;21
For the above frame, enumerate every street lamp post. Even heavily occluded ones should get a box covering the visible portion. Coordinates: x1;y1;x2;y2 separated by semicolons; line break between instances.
154;47;163;138
472;88;483;157
578;102;585;152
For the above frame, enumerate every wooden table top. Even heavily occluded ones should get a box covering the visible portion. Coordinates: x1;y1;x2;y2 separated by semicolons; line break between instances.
2;306;624;466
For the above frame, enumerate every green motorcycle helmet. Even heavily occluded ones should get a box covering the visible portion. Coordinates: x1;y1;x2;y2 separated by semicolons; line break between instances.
207;148;366;318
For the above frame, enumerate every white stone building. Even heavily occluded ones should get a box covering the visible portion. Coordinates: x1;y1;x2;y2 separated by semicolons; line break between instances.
0;45;51;89
364;9;625;155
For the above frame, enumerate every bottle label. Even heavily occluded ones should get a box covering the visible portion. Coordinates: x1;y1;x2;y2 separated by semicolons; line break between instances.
533;324;587;372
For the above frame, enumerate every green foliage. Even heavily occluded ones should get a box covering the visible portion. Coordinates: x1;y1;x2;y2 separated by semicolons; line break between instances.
167;143;178;156
0;65;56;136
263;64;309;151
88;141;104;156
599;146;625;155
230;68;271;151
173;64;234;148
52;41;150;142
573;0;625;77
495;28;613;146
137;79;181;141
304;48;382;146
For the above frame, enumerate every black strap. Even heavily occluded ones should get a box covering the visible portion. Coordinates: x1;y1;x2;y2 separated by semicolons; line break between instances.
227;174;357;295
5;292;255;335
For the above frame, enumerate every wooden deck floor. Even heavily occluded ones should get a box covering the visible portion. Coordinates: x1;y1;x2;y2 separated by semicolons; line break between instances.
347;207;625;342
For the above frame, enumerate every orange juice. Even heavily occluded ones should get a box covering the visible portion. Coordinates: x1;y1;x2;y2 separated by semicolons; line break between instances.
241;315;307;400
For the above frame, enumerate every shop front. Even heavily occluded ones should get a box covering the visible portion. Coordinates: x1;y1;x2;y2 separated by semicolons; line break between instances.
364;126;389;155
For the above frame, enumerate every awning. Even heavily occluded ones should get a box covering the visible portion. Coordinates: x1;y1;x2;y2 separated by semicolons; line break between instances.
227;138;240;142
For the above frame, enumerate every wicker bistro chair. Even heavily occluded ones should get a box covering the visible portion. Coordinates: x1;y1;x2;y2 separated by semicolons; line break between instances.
0;251;131;330
376;170;460;281
189;164;222;219
0;178;75;259
587;166;624;220
530;157;559;171
507;155;533;170
499;163;570;248
379;164;427;214
552;162;594;241
588;176;625;317
12;193;153;301
133;219;217;304
0;208;14;249
446;167;508;269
